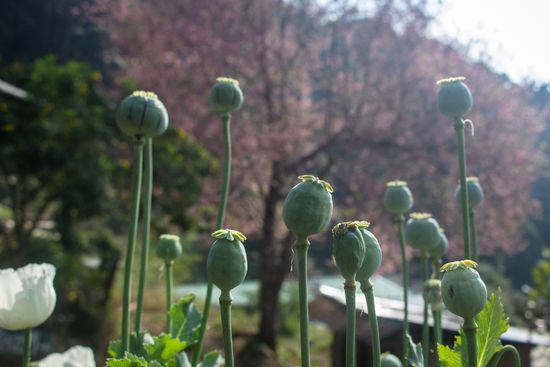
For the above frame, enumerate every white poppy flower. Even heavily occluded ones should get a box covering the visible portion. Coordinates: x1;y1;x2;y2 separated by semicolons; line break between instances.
38;345;95;367
0;263;56;330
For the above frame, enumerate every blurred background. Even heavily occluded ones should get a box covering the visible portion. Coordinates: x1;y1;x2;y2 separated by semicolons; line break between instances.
1;0;550;366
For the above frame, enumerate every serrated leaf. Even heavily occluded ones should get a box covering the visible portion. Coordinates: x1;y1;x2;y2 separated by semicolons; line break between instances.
108;333;152;359
170;294;202;344
145;333;188;362
476;288;508;367
437;343;461;367
405;333;424;367
198;352;224;367
106;352;148;367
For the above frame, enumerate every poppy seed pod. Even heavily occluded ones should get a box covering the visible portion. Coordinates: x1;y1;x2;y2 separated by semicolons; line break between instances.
208;77;244;115
455;177;484;210
381;352;403;367
429;228;449;260
405;213;441;252
207;229;248;293
155;234;183;262
423;279;443;311
332;221;367;283
437;77;473;118
356;226;382;285
383;180;413;215
441;260;487;319
283;175;334;240
116;91;169;139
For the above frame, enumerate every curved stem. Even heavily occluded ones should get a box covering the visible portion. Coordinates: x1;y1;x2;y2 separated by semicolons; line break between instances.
396;215;409;365
295;237;311;367
454;118;472;259
421;252;430;366
121;139;144;355
432;309;442;367
193;115;232;366
165;261;173;332
363;280;381;367
344;281;357;367
22;328;31;367
469;210;478;262
135;138;153;332
220;291;234;367
463;317;478;367
489;345;521;367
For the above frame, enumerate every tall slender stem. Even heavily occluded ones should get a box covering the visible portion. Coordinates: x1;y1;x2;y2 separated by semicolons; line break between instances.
421;252;430;366
193;115;232;366
135;138;153;332
433;309;442;367
463;317;478;367
489;345;521;367
165;261;173;332
344;281;357;367
22;328;31;367
121;139;144;355
396;215;409;364
220;291;235;367
469;210;478;261
455;118;472;259
363;280;381;367
295;237;311;367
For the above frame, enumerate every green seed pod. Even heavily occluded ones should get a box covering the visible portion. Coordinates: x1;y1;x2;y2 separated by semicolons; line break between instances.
116;91;169;139
437;77;473;118
423;279;443;311
332;221;367;283
441;260;487;319
429;228;449;260
455;177;484;210
405;213;441;252
206;229;248;293
381;352;402;367
155;234;183;262
356;226;382;285
283;175;334;240
208;77;244;115
383;180;413;215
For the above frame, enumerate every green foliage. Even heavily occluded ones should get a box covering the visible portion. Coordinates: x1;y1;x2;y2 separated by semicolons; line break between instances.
437;290;509;367
169;295;202;343
406;334;424;367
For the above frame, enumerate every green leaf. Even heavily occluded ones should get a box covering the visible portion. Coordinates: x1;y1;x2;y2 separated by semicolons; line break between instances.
437;343;461;367
106;352;149;367
406;333;424;367
198;352;224;367
169;294;202;344
167;353;192;367
476;288;508;367
108;332;152;359
145;333;188;362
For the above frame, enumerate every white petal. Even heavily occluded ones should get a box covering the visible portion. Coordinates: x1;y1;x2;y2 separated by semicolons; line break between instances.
0;268;22;309
38;345;95;367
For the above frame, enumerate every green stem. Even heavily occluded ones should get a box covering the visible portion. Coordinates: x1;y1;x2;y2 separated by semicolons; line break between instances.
193;115;232;366
454;118;472;259
421;252;430;366
220;291;234;367
463;317;478;367
22;328;31;367
433;309;442;367
489;345;521;367
396;215;409;365
295;237;311;367
344;281;357;367
165;261;173;332
135;138;153;333
469;210;478;262
121;139;144;355
363;280;381;367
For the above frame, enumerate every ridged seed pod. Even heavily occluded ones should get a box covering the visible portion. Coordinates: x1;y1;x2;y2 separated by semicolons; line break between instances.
455;176;484;210
155;234;183;262
423;279;443;311
383;180;413;215
405;213;441;252
441;260;487;319
283;175;333;240
356;226;382;285
429;228;449;260
437;77;473;118
116;91;169;139
208;77;244;115
381;352;402;367
332;222;367;283
207;229;248;292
